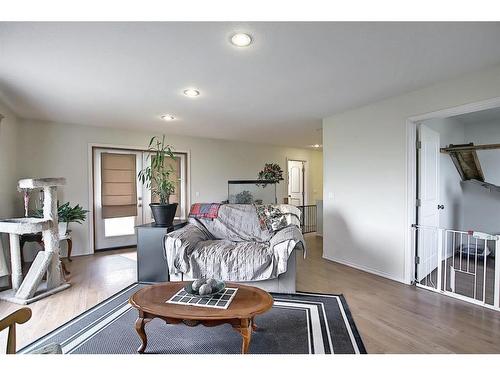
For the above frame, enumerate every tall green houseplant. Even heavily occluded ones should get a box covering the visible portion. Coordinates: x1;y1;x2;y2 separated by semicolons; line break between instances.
138;135;178;226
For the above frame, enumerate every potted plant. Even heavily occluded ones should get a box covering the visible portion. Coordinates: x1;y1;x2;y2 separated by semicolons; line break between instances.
138;135;178;226
33;202;88;236
257;163;284;186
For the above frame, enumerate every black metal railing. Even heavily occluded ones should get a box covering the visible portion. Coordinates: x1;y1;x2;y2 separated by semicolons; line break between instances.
297;205;317;234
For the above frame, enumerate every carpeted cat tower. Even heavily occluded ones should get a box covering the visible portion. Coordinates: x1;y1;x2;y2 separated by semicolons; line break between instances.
0;177;70;304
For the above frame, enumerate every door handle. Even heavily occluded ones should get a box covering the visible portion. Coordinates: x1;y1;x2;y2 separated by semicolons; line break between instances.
437;204;444;210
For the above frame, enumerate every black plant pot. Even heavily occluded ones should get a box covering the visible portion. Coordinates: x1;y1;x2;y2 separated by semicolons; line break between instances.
150;203;178;226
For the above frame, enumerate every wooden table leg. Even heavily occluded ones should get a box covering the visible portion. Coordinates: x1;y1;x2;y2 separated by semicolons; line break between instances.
251;317;257;331
235;318;252;354
67;238;73;261
135;316;149;353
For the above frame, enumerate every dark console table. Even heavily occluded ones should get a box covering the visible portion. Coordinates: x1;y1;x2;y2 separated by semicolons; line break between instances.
136;220;187;283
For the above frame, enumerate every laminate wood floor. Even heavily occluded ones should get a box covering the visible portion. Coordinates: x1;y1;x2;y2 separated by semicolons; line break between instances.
297;235;500;353
1;235;500;353
0;248;137;351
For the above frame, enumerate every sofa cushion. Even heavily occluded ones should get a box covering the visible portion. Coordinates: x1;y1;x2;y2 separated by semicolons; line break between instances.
194;204;273;243
187;239;277;281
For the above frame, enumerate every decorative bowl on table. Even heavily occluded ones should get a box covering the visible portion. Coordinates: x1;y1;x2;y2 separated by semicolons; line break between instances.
184;278;226;297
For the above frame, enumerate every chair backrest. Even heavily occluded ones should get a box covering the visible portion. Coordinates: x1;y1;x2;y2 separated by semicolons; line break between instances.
193;204;301;242
0;307;32;354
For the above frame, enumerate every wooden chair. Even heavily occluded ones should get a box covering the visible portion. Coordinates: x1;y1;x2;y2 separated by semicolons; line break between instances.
0;307;32;354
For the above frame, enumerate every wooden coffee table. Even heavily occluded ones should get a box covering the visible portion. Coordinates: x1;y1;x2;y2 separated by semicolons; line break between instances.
129;282;273;354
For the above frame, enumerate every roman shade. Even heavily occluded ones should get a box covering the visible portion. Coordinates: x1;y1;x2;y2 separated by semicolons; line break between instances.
101;153;138;219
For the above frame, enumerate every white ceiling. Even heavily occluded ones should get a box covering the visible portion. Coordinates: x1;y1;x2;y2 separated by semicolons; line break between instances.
1;22;500;148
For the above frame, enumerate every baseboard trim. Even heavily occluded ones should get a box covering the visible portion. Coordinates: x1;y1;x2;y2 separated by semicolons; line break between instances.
322;254;407;284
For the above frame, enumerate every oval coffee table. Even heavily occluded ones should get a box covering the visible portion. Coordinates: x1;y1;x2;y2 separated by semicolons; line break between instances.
129;282;273;354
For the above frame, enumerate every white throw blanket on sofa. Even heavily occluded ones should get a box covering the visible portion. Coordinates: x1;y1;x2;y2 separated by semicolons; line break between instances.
164;204;305;281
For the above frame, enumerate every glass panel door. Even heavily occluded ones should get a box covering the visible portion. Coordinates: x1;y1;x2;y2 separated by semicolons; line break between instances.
142;152;187;221
93;148;144;250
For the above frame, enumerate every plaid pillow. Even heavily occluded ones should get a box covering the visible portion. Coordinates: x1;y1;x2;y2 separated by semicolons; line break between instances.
189;203;221;219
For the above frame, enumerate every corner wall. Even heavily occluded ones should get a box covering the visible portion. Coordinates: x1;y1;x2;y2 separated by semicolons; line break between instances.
323;63;500;283
0;101;20;285
0;103;19;218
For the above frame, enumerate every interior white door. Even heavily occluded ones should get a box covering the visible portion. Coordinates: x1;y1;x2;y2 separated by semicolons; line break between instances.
93;148;144;250
417;124;440;282
288;160;304;206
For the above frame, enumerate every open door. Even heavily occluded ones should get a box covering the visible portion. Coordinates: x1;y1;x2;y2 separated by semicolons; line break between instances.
416;124;440;284
287;160;305;206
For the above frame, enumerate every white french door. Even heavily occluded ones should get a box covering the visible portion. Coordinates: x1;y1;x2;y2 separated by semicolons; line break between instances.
93;148;188;250
93;148;146;250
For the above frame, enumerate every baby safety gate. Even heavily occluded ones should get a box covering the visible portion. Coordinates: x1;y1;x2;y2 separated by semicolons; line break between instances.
412;225;500;311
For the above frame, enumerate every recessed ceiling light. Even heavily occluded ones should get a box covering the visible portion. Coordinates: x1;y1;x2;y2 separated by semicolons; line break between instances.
312;144;322;148
230;33;252;47
160;114;175;121
183;88;200;98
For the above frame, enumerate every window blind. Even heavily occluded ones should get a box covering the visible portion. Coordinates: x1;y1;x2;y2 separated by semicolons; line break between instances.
101;153;138;219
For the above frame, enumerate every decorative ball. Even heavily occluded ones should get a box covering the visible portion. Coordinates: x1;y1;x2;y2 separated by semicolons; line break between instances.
198;284;213;296
205;278;218;288
191;278;205;292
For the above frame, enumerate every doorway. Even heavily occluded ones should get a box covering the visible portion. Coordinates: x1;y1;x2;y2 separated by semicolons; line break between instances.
93;148;144;250
287;159;305;206
407;100;500;311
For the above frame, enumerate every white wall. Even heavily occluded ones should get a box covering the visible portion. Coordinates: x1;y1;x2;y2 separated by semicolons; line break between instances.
424;118;466;231
461;121;500;234
323;63;500;283
0;102;20;286
16;119;322;257
310;150;323;203
0;104;20;218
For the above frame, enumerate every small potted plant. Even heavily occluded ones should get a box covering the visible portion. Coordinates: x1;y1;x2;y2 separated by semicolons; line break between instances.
34;202;88;236
138;135;178;226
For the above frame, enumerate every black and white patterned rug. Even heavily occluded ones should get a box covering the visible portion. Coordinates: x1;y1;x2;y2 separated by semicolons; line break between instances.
20;283;366;354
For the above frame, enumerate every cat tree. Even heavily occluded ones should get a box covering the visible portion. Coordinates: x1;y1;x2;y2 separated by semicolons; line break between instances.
0;177;70;304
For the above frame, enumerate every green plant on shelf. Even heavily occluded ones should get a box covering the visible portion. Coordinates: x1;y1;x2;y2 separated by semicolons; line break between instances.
33;202;88;224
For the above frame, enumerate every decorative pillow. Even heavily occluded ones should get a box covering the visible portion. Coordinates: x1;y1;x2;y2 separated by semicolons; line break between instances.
255;205;288;232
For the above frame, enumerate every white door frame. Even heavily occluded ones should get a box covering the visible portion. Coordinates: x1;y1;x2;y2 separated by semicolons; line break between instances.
87;142;191;254
405;96;500;285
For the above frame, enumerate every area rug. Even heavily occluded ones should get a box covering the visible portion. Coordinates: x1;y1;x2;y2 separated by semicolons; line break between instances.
20;283;366;354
